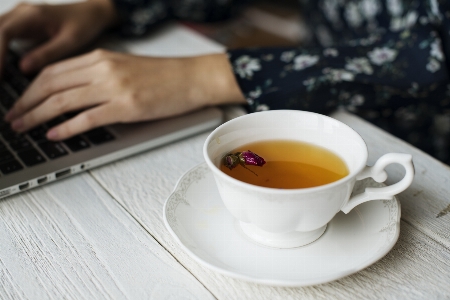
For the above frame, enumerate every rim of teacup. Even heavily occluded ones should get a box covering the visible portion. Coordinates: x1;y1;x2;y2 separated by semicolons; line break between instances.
203;110;368;194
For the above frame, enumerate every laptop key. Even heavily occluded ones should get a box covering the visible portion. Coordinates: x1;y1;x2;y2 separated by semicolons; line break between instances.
38;141;68;159
2;129;24;142
0;86;16;109
4;66;29;94
0;149;15;163
9;138;32;151
0;159;23;174
63;135;90;152
0;120;10;131
85;128;115;145
17;148;46;166
28;126;48;142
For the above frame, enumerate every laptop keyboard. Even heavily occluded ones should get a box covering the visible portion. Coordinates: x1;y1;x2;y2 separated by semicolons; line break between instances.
0;52;115;176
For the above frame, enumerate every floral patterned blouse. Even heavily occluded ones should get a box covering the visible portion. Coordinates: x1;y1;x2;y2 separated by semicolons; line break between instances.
112;0;450;165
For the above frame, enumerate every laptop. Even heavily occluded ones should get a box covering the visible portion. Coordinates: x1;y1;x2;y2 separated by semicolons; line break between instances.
0;24;225;199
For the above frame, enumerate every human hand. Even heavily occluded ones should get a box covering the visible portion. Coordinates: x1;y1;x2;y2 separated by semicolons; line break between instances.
0;0;118;74
4;49;245;140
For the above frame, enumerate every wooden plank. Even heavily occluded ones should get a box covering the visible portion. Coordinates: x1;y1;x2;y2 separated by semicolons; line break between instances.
0;174;214;299
90;120;450;299
331;109;450;249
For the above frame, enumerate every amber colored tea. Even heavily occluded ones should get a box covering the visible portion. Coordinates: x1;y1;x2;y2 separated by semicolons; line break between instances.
220;140;349;189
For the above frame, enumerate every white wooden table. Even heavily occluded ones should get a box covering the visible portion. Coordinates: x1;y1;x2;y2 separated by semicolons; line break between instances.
1;1;450;299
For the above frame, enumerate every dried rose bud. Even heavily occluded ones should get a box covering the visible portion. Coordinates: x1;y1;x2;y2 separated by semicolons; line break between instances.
223;153;240;170
239;150;266;167
223;150;266;173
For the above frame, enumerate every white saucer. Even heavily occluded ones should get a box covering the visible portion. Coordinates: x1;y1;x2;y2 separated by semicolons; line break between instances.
163;163;401;287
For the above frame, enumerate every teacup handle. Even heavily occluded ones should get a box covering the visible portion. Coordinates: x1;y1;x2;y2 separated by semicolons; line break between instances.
341;153;414;214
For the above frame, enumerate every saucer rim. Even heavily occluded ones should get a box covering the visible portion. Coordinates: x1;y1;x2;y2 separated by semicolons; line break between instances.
163;162;401;287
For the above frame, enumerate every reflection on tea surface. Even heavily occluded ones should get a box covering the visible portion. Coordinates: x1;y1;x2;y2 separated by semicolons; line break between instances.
220;140;349;189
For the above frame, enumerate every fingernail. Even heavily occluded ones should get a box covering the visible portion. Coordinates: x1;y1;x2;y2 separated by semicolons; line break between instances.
46;129;58;140
11;118;24;131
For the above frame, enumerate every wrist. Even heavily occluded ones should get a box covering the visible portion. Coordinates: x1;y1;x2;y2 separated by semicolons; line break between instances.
189;53;246;107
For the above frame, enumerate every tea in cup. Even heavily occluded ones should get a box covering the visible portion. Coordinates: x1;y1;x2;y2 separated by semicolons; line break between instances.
203;110;414;248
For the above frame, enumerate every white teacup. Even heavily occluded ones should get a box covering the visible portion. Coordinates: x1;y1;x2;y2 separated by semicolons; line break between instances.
203;110;414;248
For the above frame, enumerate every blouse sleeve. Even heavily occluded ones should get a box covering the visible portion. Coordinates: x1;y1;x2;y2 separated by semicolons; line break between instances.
228;24;449;116
111;0;244;35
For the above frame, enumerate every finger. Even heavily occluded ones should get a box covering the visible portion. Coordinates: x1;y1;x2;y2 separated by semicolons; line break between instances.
0;10;38;40
29;48;114;76
0;10;9;26
46;104;118;140
19;28;79;73
10;85;106;133
5;63;97;121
